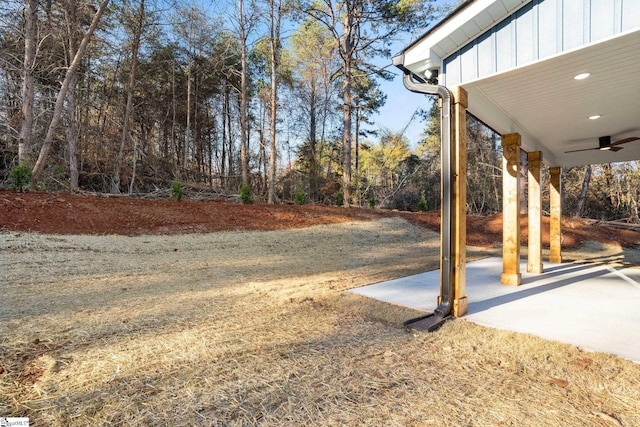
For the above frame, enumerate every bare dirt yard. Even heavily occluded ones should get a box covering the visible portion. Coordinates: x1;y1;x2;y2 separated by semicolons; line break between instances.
1;190;640;426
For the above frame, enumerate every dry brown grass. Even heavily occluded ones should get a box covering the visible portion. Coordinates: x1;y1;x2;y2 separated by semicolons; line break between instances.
1;218;639;426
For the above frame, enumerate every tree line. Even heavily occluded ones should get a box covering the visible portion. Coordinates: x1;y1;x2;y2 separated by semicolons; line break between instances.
0;0;435;201
1;0;639;222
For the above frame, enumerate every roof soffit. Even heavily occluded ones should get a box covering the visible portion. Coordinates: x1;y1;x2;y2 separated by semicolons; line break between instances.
403;0;530;76
463;29;640;168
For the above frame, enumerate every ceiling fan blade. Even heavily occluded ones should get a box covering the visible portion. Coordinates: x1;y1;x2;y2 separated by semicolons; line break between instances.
565;136;639;153
565;145;624;153
611;137;640;146
565;147;597;153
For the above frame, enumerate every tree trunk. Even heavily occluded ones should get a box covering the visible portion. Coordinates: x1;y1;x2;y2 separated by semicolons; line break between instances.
340;12;354;207
129;135;138;194
221;84;227;185
321;68;331;179
171;59;177;169
226;87;233;186
574;164;592;217
354;101;360;205
66;73;80;189
193;68;200;177
238;0;249;185
113;0;145;193
267;0;281;204
602;164;617;210
31;0;111;182
18;0;38;165
206;102;213;185
184;61;192;176
309;83;318;201
260;104;268;194
64;0;81;189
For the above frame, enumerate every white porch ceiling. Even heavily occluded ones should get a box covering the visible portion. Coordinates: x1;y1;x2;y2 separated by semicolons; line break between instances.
463;29;640;167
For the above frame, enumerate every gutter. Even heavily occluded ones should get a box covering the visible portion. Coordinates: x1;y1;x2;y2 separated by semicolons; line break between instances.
392;54;455;331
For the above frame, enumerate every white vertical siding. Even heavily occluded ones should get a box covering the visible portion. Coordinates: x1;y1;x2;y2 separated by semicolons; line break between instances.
516;5;535;64
537;0;559;58
564;0;588;50
591;0;616;40
477;30;496;76
461;43;478;82
622;0;640;31
495;18;513;72
443;0;640;86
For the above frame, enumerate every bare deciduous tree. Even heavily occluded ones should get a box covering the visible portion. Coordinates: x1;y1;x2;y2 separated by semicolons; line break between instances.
113;0;146;193
18;0;38;166
31;0;111;182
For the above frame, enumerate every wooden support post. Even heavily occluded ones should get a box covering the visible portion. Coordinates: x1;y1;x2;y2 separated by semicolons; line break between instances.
501;133;522;286
527;151;543;274
550;166;562;263
451;86;468;317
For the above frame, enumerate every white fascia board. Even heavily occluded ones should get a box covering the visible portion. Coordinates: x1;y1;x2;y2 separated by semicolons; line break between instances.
402;51;442;76
466;86;558;166
403;0;530;77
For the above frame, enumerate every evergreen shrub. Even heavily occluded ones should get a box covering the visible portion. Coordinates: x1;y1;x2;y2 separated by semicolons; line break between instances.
418;194;427;212
10;165;31;193
170;180;184;201
240;183;253;204
294;189;307;205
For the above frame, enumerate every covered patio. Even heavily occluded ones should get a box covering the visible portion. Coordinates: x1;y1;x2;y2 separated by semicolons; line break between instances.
351;257;640;362
386;0;640;329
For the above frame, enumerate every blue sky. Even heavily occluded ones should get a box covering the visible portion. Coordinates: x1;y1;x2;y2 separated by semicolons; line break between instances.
368;48;431;147
366;0;457;148
204;0;455;149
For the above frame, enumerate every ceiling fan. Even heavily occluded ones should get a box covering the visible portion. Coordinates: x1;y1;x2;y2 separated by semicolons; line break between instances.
565;135;640;153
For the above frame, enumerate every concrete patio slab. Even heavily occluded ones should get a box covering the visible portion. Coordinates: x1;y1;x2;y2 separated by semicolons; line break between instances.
350;257;640;363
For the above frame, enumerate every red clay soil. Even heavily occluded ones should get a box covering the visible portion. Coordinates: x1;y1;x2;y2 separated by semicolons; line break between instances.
1;189;638;249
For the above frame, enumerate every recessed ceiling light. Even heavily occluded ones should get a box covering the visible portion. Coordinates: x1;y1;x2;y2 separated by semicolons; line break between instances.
574;73;591;80
588;115;601;120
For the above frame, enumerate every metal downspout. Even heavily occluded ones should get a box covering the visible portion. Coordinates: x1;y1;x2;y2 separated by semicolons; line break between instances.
392;55;454;330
